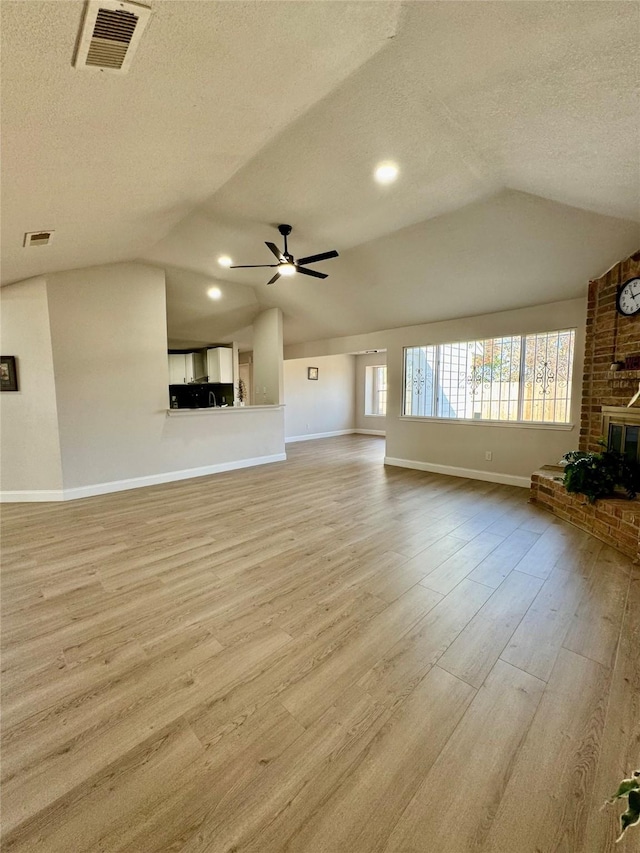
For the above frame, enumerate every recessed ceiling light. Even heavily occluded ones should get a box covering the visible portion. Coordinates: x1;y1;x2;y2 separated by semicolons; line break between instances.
374;162;399;185
279;263;296;277
207;287;222;300
217;255;232;267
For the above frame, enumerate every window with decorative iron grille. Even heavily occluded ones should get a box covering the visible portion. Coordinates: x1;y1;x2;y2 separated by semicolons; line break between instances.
403;329;575;424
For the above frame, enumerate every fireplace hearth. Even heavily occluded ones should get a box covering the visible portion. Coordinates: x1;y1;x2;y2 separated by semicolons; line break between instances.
530;467;639;561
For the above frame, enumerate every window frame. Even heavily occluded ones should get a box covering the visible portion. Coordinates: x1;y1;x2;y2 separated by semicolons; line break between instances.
401;328;576;429
364;364;388;417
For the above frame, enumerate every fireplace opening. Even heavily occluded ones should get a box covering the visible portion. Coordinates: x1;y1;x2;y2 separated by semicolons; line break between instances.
603;407;640;462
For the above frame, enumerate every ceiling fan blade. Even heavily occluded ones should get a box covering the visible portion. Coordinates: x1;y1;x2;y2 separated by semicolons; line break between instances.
267;272;281;285
296;250;339;265
229;264;278;268
297;266;328;279
265;242;284;261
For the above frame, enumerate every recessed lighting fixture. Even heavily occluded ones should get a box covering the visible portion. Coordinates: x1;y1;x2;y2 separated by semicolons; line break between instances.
374;161;399;185
217;255;232;267
279;263;296;277
207;287;222;300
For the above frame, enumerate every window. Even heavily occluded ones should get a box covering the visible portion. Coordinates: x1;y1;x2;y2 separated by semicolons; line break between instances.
365;365;387;416
403;329;575;424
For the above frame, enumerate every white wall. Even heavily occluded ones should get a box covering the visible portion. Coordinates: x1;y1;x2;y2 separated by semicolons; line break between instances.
284;298;587;484
284;354;356;440
46;263;171;489
0;277;63;494
2;263;285;500
355;352;387;434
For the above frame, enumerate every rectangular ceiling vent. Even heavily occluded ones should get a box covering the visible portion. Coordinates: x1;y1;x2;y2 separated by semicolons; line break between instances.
75;0;151;74
24;230;55;247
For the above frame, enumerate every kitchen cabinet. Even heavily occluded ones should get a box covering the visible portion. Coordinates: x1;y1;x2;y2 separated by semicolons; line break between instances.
169;349;232;385
168;353;196;385
206;347;233;383
168;351;207;385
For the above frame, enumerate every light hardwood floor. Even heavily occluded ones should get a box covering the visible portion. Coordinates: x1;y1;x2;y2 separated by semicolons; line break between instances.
1;435;638;852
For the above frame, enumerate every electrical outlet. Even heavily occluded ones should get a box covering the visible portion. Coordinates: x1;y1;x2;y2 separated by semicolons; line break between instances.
485;451;492;461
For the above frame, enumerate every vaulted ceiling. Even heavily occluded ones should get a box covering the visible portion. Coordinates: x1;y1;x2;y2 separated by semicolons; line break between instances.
2;1;639;347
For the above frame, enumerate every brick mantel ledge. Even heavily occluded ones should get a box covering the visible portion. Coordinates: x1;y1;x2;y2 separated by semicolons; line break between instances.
530;467;640;562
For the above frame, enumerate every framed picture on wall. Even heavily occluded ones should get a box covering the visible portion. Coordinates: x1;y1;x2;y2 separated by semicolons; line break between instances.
0;356;18;392
308;367;319;380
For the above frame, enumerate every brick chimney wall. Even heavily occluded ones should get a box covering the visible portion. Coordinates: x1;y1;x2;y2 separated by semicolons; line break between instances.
580;250;640;453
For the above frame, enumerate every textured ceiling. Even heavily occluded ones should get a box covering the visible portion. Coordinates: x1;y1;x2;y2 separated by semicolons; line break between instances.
164;265;259;350
0;0;399;283
1;1;639;347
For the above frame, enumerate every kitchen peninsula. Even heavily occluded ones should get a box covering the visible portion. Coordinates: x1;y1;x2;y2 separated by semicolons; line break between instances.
159;306;287;492
161;398;286;485
166;404;282;416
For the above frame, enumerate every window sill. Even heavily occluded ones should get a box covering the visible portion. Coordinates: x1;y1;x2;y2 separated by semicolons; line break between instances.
398;416;575;431
364;413;386;418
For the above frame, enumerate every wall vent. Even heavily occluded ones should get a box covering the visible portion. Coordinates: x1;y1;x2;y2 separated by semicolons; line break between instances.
74;0;151;74
24;230;55;247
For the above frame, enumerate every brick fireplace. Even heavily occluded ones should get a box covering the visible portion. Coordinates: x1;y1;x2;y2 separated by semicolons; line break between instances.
530;250;640;561
580;249;640;452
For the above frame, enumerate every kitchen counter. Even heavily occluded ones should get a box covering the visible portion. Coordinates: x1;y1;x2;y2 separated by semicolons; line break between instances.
166;404;284;416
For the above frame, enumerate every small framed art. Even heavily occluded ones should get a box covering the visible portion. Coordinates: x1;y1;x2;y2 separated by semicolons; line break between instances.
0;356;18;392
308;367;319;380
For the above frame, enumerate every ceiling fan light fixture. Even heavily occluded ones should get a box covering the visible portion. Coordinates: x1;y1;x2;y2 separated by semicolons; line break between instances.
374;161;399;185
229;225;338;285
217;255;232;267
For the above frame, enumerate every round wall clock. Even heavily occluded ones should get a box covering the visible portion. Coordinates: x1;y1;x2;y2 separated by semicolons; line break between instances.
617;277;640;316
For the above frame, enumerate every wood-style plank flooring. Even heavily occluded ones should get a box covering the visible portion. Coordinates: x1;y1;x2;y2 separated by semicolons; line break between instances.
1;435;638;852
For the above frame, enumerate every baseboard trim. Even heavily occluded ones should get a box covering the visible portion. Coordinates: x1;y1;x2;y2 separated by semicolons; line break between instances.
286;429;387;443
286;429;356;443
383;456;530;489
0;489;66;502
0;453;288;503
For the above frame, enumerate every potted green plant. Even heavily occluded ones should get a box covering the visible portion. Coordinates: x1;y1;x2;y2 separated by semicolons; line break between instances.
604;771;640;843
561;445;640;503
236;378;247;406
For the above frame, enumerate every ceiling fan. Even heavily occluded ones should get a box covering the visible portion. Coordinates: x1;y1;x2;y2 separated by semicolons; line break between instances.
230;224;339;285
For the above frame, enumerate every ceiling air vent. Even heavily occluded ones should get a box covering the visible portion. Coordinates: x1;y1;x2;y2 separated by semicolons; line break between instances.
74;0;151;74
24;230;55;247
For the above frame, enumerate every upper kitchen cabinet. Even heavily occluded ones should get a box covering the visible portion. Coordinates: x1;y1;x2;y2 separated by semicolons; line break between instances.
168;351;206;384
206;347;233;383
169;353;194;385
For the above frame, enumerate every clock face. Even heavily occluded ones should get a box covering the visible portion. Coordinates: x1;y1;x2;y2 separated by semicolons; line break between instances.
617;277;640;316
